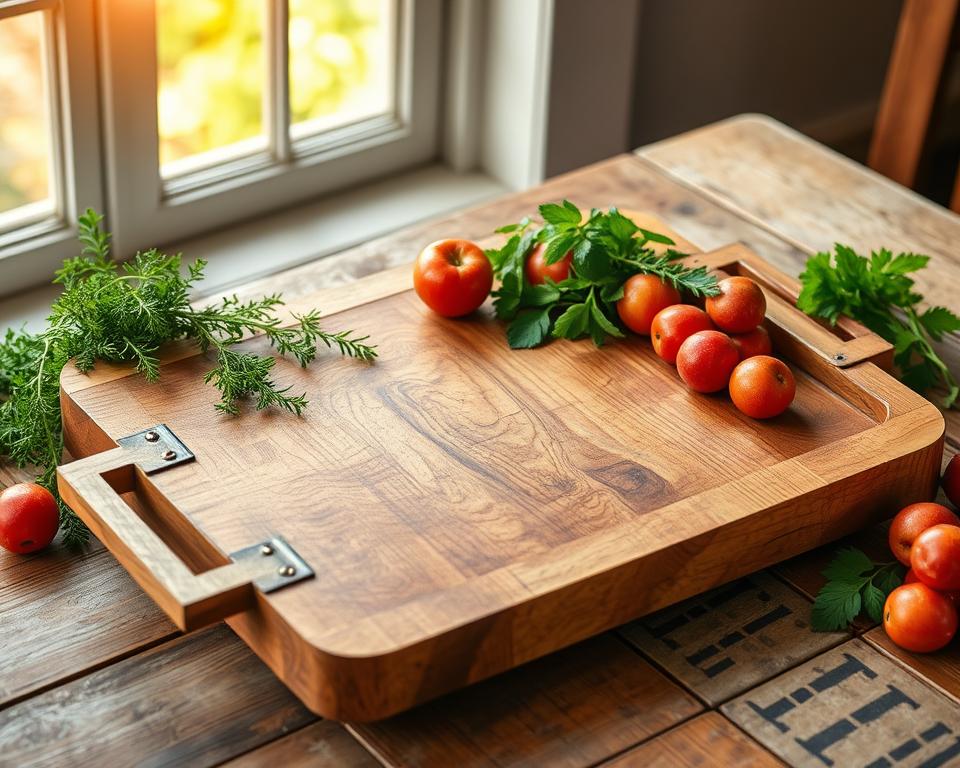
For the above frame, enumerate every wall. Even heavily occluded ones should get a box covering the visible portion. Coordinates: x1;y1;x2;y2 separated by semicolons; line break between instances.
629;0;903;149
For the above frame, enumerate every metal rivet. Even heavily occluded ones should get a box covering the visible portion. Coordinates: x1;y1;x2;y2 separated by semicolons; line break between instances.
260;544;274;556
144;431;160;442
277;565;296;577
161;450;177;461
833;353;847;362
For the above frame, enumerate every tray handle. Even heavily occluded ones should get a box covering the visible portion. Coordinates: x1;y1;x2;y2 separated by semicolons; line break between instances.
57;426;309;631
689;243;894;370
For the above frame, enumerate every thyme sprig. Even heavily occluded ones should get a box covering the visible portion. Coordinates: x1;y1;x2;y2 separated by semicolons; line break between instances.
0;210;376;546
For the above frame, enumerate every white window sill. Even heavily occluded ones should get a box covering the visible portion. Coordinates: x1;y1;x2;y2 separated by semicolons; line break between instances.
0;163;507;332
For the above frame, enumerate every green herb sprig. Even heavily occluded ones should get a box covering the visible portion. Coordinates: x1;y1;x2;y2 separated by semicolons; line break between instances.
486;201;719;349
798;245;960;408
811;547;904;631
0;210;376;547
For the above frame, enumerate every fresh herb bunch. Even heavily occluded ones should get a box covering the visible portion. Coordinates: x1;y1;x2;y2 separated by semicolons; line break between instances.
0;209;376;547
811;547;904;631
486;201;719;349
798;245;960;408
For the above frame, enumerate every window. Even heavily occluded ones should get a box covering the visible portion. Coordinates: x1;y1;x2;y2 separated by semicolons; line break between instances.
0;0;103;295
99;0;440;255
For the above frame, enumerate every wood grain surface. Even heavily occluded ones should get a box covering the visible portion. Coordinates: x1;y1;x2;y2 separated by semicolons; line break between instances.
1;114;958;764
0;624;316;768
602;712;784;767
57;233;943;719
351;634;701;768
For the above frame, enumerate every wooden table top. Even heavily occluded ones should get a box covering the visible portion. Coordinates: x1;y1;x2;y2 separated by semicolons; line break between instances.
2;114;959;767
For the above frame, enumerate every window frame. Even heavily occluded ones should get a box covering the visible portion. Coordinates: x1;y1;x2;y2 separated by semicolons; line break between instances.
97;0;441;257
0;0;104;296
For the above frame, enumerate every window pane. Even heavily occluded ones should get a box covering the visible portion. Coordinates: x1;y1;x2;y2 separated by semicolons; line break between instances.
289;0;396;138
157;0;266;176
0;12;54;223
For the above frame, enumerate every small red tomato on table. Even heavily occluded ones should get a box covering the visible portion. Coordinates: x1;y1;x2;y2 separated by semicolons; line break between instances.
943;454;960;508
911;523;960;592
413;239;493;318
0;483;60;554
883;582;958;653
887;502;959;566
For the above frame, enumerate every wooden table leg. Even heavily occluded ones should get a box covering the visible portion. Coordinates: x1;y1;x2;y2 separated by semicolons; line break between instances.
868;0;959;188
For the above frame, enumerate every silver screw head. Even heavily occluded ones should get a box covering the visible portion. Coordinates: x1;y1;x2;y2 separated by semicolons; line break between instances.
277;565;296;577
260;543;274;556
833;353;847;362
144;431;160;442
161;450;177;461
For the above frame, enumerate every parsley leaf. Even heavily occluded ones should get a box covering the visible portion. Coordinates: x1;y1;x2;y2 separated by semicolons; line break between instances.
507;308;551;349
798;244;960;408
810;546;904;631
487;203;719;349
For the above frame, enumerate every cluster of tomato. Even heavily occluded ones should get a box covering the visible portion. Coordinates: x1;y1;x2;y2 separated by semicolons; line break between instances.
615;272;796;418
884;460;960;653
413;238;796;420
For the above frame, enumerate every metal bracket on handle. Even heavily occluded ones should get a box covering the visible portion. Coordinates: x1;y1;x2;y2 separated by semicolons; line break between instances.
58;423;314;630
230;536;315;593
117;424;195;473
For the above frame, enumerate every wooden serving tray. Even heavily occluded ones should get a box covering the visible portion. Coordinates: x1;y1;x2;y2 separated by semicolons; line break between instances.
57;214;944;721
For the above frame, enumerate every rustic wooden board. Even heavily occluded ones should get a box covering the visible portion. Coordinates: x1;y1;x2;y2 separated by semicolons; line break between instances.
619;572;848;705
1;117;957;763
0;624;316;768
55;219;944;720
723;639;960;767
350;633;701;768
602;712;784;767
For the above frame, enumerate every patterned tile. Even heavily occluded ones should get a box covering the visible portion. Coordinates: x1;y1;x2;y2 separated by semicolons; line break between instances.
724;639;960;767
620;572;848;705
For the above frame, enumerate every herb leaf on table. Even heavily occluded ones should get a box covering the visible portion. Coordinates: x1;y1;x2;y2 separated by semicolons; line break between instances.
485;202;719;349
810;547;904;631
798;245;960;408
0;209;377;547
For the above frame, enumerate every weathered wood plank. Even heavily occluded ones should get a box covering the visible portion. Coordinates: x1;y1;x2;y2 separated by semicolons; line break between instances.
222;721;379;768
0;625;316;768
620;572;847;706
723;639;960;767
0;541;177;707
601;712;784;767
350;634;701;768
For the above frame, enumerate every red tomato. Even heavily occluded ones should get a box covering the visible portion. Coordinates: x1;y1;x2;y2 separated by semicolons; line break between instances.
675;330;740;393
943;454;960;509
413;239;493;318
730;325;772;360
911;524;960;591
0;483;60;554
883;582;958;653
650;305;714;365
616;274;681;335
904;568;960;605
728;356;796;419
525;243;572;285
888;502;960;566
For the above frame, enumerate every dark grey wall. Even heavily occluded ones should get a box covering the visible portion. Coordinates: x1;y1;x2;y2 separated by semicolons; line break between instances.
630;0;902;147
